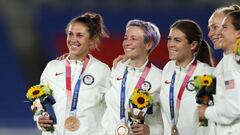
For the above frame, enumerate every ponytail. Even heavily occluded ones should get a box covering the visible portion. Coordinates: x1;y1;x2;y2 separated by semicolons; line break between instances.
196;40;215;67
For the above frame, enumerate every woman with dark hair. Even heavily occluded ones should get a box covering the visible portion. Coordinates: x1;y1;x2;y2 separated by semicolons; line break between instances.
36;12;110;135
160;19;214;135
198;4;240;134
198;10;240;135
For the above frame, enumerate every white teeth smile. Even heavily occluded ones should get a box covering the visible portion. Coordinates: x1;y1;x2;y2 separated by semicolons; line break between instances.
125;48;133;52
168;50;177;53
71;44;80;48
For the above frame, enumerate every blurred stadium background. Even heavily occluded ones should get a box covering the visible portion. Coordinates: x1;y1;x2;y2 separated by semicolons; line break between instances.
0;0;239;134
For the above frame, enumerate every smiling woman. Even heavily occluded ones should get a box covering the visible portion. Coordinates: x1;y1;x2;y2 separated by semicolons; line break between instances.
102;19;163;135
199;10;240;135
168;20;215;67
33;12;111;135
207;4;240;50
66;22;91;60
65;12;109;61
160;19;215;135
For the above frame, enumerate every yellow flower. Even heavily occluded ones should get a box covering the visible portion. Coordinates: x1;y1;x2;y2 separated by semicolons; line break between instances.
132;92;150;109
26;85;45;100
200;75;213;87
233;38;240;55
133;88;138;93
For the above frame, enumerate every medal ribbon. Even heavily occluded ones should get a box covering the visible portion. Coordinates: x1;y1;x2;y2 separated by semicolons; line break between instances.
66;55;90;113
169;60;197;126
120;61;151;121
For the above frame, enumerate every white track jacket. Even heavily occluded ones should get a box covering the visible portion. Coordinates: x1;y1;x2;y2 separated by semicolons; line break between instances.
160;59;214;135
102;60;164;135
205;53;240;135
39;55;110;135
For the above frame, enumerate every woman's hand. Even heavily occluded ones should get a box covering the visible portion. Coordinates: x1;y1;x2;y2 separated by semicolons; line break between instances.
198;104;208;120
130;124;150;135
38;115;53;130
112;54;128;68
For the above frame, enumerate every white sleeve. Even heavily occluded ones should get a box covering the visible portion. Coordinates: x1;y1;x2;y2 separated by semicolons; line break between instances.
33;62;51;131
40;62;51;84
205;69;240;125
145;101;163;135
98;64;111;94
145;87;163;135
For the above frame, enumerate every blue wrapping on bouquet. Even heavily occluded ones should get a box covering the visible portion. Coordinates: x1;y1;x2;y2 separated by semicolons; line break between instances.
195;78;216;105
42;95;57;124
195;89;214;105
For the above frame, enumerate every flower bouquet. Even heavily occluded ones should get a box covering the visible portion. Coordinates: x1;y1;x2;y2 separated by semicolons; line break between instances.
128;89;153;125
233;38;240;64
193;75;216;126
26;84;57;132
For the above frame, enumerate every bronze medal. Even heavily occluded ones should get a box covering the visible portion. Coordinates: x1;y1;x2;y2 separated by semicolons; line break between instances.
171;125;179;135
64;116;80;132
115;124;129;135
